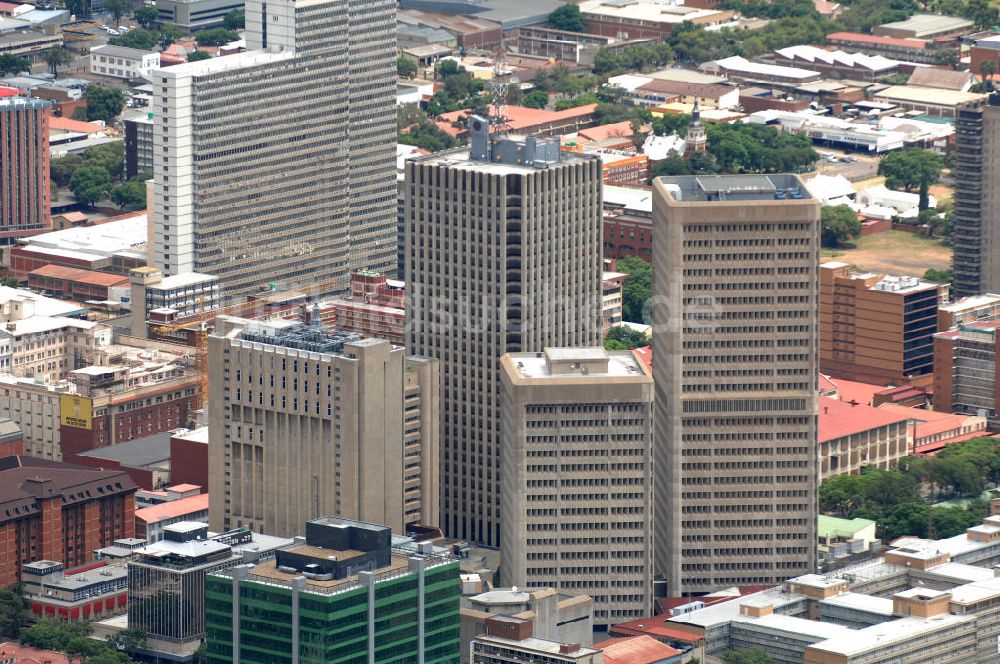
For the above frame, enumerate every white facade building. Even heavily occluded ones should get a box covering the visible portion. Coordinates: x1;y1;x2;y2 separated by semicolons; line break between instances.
90;45;160;80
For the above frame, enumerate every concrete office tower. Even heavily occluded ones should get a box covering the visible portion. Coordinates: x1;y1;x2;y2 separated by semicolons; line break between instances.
207;315;440;537
954;96;1000;298
499;347;654;627
0;98;50;245
152;0;396;298
406;121;603;547
652;175;820;596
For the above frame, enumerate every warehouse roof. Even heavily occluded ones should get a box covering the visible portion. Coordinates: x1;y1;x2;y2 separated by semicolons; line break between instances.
28;264;129;288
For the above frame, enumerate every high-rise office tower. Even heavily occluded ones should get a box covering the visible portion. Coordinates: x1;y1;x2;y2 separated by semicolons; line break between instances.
406;121;603;546
207;315;440;537
499;347;654;627
0;97;50;244
152;0;396;297
954;96;1000;298
652;175;820;596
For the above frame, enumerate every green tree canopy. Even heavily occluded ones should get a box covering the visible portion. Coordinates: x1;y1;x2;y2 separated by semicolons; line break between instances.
397;55;417;79
604;325;648;350
44;47;72;77
187;50;212;62
111;179;147;209
548;4;585;32
104;0;130;26
878;148;942;192
83;142;125;181
109;26;160;50
522;90;549;109
195;28;239;46
821;205;861;248
399;119;455;153
0;587;30;638
69;165;112;207
706;122;817;173
923;268;952;283
223;7;245;30
50;153;86;188
0;54;30;76
132;5;159;29
618;257;652;324
85;85;125;122
725;649;774;664
159;24;181;50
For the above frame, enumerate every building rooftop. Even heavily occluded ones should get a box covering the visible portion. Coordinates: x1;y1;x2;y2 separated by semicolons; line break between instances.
77;431;175;468
399;0;572;28
578;0;725;23
506;347;649;379
819;592;894;614
18;213;147;257
948;576;1000;604
715;55;821;80
658;174;813;203
939;293;1000;313
775;45;901;71
0;285;89;318
90;43;156;60
877;14;972;37
827;31;930;49
907;67;974;90
819;396;911;442
28;264;129;288
733;612;857;640
147;272;218;291
0;456;137;518
818;514;876;539
808;614;975;656
0;315;97;337
874;85;986;107
135;493;209;525
474;634;602;658
594;635;682;664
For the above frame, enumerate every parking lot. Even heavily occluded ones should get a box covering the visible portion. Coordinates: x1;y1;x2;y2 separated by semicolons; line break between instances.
816;149;880;181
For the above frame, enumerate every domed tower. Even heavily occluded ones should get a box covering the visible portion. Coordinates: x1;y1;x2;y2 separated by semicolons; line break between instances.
684;99;707;156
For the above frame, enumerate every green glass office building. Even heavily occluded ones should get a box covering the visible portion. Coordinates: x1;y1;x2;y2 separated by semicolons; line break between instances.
204;517;460;664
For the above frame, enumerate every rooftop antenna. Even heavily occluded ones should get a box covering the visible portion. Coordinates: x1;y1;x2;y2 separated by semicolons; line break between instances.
490;43;511;136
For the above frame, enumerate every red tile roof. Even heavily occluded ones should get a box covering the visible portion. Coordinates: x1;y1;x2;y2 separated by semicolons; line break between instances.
576;120;634;142
825;376;886;406
0;643;81;664
134;492;209;524
595;635;681;664
435;103;598;137
633;346;652;375
0;86;20;98
820;396;911;443
29;264;130;288
48;115;105;134
826;32;929;50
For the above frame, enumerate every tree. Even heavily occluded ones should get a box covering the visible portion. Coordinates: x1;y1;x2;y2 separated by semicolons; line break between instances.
397;55;416;79
523;90;549;109
0;54;29;76
133;5;159;29
725;649;774;664
0;587;30;638
111;180;147;209
878;148;942;193
69;165;112;207
436;59;464;78
84;142;125;181
20;618;93;651
109;628;147;657
85;85;125;122
604;325;648;350
50;153;86;188
194;28;239;46
821;205;861;248
158;23;181;50
549;4;585;32
187;50;212;62
223;7;245;30
924;268;951;283
652;153;692;177
618;257;652;324
105;0;130;27
65;0;87;18
44;47;72;77
399;119;456;152
109;26;160;50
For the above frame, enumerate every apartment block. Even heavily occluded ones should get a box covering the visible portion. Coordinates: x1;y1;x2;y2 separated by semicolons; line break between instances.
89;45;159;80
0;456;136;586
152;0;396;297
207;316;439;537
123;112;154;179
820;262;944;384
204;517;461;664
652;174;820;596
406;122;603;547
500;348;653;627
938;293;1000;331
0;97;50;245
934;321;1000;429
953;96;1000;297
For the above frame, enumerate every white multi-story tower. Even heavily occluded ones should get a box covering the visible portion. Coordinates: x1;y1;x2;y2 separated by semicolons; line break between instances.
152;0;396;297
406;122;603;546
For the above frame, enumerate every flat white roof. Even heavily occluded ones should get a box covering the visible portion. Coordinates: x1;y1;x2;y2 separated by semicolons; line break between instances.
475;634;601;657
148;272;218;290
808;614;974;656
922;562;996;584
820;592;894;614
733;612;856;640
0;316;97;337
948;576;1000;604
670;587;805;628
156;48;293;78
716;55;820;80
874;85;986;106
21;214;147;255
508;349;648;379
578;0;724;23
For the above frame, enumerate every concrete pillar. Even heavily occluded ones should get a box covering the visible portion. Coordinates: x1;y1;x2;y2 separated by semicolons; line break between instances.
291;576;306;664
360;570;375;664
409;557;427;664
231;565;251;663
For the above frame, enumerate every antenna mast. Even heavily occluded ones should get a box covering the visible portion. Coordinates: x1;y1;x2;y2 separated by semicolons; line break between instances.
490;43;510;136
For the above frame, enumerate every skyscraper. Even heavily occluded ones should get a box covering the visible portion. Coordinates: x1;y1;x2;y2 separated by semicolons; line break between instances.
207;315;440;537
406;122;603;546
0;97;50;244
152;0;396;297
953;96;1000;298
499;347;654;627
652;175;820;596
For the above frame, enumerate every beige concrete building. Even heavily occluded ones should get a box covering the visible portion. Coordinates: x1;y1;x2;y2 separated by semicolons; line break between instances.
652;175;820;596
499;347;653;627
207;316;439;537
406;125;603;547
954;98;1000;298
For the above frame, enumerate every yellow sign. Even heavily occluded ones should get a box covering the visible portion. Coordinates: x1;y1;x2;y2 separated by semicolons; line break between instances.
60;394;93;430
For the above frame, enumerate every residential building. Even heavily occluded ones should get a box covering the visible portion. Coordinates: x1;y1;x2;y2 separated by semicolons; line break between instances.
135;492;209;543
0;455;136;586
602;272;625;335
26;264;129;302
461;585;594;664
0;96;50;244
652;174;820;596
818;396;912;480
470;616;604;664
153;0;397;298
820;262;945;384
320;270;405;344
500;348;654;627
207;316;440;537
128;521;292;657
20;559;128;622
934;321;1000;429
953;95;1000;298
89;45;159;80
577;0;735;39
154;0;245;32
406;124;603;547
123;112;154;179
204;517;461;664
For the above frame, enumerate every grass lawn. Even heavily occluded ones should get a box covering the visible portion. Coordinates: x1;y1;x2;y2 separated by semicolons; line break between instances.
821;230;951;277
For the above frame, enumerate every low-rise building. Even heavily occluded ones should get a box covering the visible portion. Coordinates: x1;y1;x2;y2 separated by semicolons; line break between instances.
134;491;209;543
602;184;653;261
594;635;682;664
708;55;822;85
0;455;136;586
9;213;148;278
872;85;987;118
826;32;943;64
0;642;80;664
74;431;174;489
818;515;878;561
319;270;405;344
874;14;973;39
938;293;1000;331
876;402;988;452
89;44;159;80
471;616;604;664
517;26;653;66
21;559;128;622
819;396;912;480
773;45;903;82
27;264;129;302
578;0;735;39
